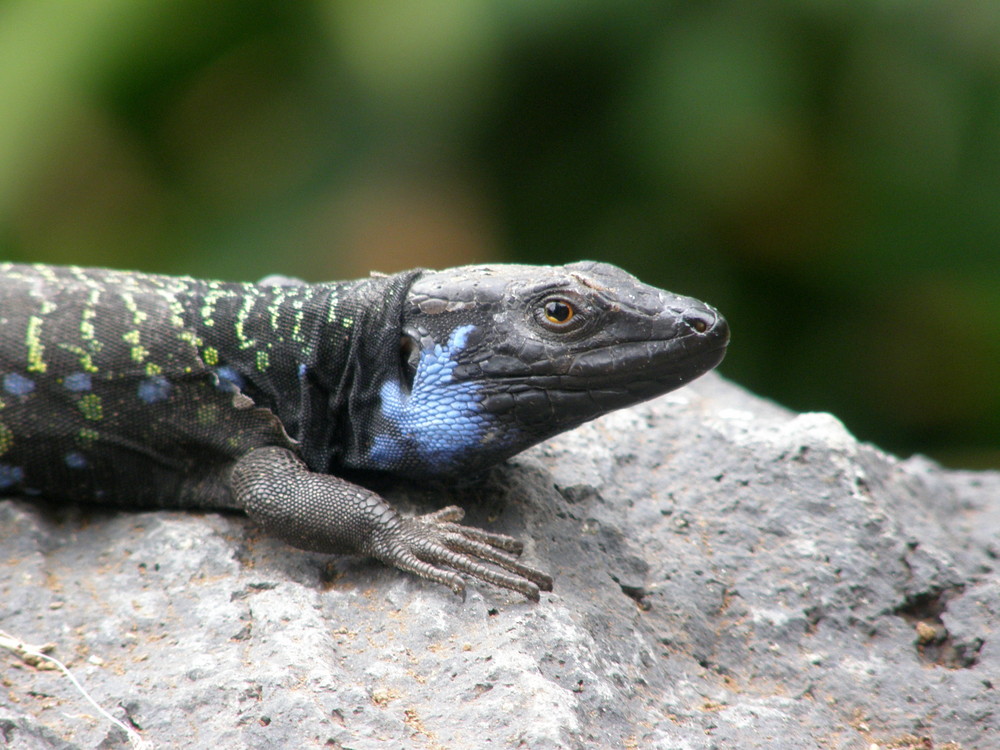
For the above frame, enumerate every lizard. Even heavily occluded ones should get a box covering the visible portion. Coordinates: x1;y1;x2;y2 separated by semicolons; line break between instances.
0;261;728;600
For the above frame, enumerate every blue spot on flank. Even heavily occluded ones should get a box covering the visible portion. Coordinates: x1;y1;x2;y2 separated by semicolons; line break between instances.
137;375;172;404
367;324;496;472
63;372;92;391
214;366;245;392
0;463;24;489
3;373;34;396
298;363;308;380
65;451;88;469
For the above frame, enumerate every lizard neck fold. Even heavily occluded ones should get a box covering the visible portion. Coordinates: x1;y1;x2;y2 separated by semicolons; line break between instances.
301;270;423;473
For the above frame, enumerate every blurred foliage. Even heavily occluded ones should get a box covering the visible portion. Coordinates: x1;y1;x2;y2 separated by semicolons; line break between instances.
1;0;999;467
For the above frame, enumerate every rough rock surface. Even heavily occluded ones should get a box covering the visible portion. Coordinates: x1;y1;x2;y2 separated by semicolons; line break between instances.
1;373;997;749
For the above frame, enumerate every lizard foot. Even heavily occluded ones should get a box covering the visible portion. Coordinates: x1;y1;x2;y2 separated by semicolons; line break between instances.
370;505;553;601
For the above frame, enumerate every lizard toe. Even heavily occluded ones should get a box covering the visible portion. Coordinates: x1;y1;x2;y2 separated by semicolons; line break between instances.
375;514;550;600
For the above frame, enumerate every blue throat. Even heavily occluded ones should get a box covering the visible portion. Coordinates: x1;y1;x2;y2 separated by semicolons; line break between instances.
366;324;503;474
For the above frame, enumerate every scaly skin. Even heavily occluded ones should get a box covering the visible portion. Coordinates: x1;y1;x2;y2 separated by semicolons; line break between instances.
0;261;728;600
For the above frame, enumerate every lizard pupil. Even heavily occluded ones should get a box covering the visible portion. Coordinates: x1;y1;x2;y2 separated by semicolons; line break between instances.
544;300;574;324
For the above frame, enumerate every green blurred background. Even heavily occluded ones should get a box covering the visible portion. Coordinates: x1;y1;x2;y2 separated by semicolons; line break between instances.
2;0;998;468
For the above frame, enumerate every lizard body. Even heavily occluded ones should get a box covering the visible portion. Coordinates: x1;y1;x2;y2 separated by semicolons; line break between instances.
0;261;728;599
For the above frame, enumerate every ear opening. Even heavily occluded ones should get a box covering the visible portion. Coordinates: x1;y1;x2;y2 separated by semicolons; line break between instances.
399;335;419;392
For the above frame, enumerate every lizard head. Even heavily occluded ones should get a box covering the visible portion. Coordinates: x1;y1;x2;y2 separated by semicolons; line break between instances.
358;261;728;478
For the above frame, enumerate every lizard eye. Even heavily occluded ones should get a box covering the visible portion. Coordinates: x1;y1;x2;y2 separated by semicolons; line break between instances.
543;299;574;325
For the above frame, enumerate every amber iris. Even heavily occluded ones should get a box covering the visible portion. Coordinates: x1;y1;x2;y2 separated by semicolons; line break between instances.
544;299;574;324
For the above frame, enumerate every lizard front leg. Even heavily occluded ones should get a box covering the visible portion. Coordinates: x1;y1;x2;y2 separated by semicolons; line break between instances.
230;446;553;601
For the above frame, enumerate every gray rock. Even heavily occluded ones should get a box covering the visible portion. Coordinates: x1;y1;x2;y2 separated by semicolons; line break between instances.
1;373;996;749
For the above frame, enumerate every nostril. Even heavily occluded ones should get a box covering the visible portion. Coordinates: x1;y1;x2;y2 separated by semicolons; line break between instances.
683;309;716;334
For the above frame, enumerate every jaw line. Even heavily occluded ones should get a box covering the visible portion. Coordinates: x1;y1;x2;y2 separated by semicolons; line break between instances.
484;337;728;392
